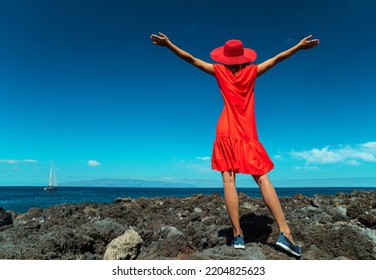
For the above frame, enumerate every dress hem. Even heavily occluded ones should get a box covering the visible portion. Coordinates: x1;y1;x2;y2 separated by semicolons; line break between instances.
211;135;274;175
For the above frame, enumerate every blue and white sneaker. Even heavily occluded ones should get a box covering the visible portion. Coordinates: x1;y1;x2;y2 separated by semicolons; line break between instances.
276;233;302;257
232;235;245;249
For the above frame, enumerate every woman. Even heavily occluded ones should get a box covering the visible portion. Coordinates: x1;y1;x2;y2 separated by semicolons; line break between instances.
150;32;319;257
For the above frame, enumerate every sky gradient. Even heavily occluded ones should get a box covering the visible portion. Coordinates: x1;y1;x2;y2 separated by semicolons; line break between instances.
1;0;375;187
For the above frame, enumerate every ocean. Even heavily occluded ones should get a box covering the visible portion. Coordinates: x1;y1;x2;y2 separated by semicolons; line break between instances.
1;186;376;213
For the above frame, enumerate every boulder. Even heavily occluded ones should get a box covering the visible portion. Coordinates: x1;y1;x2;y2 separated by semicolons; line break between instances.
103;229;143;260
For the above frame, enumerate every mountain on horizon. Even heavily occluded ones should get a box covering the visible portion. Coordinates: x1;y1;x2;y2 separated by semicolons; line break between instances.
62;178;196;188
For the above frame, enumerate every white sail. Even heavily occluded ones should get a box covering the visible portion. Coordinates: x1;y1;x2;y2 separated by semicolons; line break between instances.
44;162;57;191
48;164;53;186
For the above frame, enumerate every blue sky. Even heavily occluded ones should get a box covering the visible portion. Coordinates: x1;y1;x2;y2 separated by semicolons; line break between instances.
0;0;375;187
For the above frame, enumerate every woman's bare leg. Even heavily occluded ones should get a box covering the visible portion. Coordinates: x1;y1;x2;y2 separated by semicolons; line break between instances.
222;171;243;237
253;174;295;243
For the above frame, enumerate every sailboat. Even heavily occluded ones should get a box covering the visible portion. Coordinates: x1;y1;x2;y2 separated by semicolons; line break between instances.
44;162;57;191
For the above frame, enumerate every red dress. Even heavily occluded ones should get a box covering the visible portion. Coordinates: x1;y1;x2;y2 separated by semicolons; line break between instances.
211;64;274;175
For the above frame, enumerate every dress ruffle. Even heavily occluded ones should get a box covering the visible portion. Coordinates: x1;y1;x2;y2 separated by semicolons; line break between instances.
211;136;274;175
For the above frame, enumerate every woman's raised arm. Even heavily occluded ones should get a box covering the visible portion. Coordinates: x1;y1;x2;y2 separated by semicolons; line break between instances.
150;32;214;76
257;35;319;77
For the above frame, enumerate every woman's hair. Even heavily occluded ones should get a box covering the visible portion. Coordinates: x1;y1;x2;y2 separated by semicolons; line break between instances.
225;63;250;75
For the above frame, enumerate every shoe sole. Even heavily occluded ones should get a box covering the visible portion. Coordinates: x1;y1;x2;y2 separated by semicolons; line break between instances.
276;241;301;257
233;244;245;249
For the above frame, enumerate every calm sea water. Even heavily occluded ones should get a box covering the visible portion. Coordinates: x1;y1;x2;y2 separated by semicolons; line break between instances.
1;186;375;213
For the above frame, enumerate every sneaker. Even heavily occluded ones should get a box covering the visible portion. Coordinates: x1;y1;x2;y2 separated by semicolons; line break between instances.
275;232;302;257
231;235;245;249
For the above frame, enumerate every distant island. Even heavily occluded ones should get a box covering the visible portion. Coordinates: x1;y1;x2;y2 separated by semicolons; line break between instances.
60;177;376;188
62;178;197;188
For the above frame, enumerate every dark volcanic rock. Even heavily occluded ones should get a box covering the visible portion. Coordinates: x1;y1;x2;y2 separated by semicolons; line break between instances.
0;190;375;260
0;207;13;227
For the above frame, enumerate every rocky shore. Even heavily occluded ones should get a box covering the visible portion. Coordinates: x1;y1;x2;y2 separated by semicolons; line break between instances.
1;190;375;260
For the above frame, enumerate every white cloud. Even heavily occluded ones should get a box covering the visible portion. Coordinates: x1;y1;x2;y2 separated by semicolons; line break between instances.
0;159;18;164
291;146;341;164
87;160;101;166
196;156;211;161
274;155;283;160
361;142;376;151
345;160;360;166
23;159;38;163
0;159;38;164
290;142;376;165
293;165;319;171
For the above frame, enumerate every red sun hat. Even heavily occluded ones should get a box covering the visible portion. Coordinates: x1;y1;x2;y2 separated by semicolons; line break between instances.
210;39;257;65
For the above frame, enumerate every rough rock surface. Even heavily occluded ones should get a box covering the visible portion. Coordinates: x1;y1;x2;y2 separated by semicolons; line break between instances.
0;190;375;260
0;207;13;227
103;229;143;260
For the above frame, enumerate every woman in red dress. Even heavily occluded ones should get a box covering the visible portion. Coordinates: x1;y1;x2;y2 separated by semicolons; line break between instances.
151;32;319;256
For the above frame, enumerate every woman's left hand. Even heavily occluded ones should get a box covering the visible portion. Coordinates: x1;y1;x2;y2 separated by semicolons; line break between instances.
150;32;170;47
